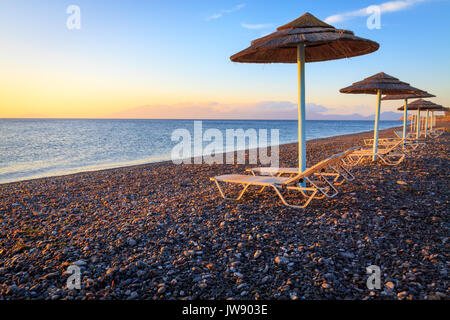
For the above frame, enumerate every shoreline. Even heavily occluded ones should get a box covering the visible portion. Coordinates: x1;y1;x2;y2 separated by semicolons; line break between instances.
1;125;402;186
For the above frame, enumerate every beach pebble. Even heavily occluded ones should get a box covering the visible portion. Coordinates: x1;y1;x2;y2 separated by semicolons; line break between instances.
274;256;289;264
254;250;262;259
73;260;87;266
127;239;137;246
339;252;355;259
385;282;395;291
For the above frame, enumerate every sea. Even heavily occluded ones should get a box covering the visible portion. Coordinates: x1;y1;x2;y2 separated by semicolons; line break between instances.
0;119;401;184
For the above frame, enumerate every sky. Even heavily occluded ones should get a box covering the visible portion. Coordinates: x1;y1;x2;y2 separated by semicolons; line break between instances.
0;0;449;119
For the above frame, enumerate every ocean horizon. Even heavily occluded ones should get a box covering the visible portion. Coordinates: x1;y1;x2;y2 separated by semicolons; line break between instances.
0;118;401;184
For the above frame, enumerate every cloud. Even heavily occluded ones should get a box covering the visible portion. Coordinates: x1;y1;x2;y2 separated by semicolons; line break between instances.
207;13;223;20
206;3;245;21
241;23;273;30
222;3;245;13
325;0;428;24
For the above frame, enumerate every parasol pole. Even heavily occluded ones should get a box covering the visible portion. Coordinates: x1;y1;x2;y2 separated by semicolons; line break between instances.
297;44;306;173
425;110;429;138
431;111;434;130
416;109;420;141
372;89;381;161
402;98;408;147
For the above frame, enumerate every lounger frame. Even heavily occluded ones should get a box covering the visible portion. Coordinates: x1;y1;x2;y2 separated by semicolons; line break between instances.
343;140;406;166
210;150;355;209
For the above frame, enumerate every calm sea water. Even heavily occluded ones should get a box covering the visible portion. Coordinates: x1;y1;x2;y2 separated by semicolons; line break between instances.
0;119;400;184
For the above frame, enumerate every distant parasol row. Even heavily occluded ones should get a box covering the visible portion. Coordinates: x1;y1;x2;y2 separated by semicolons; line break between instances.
230;12;447;166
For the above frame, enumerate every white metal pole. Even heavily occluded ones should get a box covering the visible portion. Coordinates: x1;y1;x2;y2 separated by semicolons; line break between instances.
416;109;420;141
425;110;429;138
431;111;434;130
372;89;382;161
297;44;306;173
402;99;408;146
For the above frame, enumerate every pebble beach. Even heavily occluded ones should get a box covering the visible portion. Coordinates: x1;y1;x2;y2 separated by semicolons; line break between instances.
0;125;448;300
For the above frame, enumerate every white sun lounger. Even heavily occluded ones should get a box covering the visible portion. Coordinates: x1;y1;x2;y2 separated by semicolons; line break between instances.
210;154;343;209
343;140;406;166
364;136;424;152
428;127;446;138
393;131;417;140
246;147;358;186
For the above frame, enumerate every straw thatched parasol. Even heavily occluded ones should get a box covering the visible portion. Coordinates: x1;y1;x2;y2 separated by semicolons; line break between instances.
382;92;435;144
398;99;442;111
398;99;444;137
339;73;425;95
231;13;380;64
230;12;379;173
339;72;425;160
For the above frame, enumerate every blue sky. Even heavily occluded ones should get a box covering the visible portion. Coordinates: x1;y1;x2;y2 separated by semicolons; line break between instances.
0;0;449;118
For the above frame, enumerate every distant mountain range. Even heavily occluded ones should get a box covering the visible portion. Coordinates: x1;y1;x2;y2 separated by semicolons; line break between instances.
307;111;402;121
107;101;403;121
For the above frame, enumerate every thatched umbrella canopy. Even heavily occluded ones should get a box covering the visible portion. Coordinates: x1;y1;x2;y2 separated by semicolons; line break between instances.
339;73;425;160
397;99;444;138
382;92;435;143
339;72;425;95
231;13;379;63
230;12;379;172
397;99;442;111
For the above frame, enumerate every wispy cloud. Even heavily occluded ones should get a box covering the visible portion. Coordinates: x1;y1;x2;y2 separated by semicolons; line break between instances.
241;23;274;30
206;3;245;21
325;0;428;24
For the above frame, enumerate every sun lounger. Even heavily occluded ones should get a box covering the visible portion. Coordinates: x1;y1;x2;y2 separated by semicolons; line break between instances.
397;129;443;140
364;137;424;152
246;147;358;186
393;130;428;143
210;154;344;209
343;140;406;166
428;127;446;138
394;131;416;140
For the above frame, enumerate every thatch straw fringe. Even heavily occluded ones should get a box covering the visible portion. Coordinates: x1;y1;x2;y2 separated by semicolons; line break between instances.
397;99;444;111
382;92;435;101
